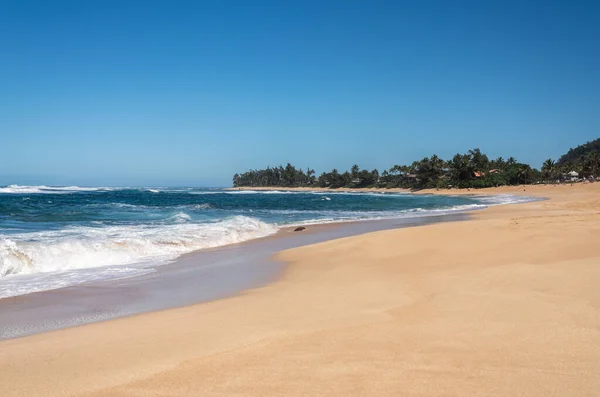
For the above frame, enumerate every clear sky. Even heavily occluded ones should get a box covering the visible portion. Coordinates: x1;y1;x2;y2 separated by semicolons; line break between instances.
1;0;598;187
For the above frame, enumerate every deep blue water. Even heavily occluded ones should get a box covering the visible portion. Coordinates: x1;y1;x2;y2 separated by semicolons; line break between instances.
0;185;529;298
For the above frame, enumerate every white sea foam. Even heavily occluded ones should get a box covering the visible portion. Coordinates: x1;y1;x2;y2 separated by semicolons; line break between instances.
188;190;409;196
471;194;541;206
188;190;292;195
88;202;214;211
272;195;539;227
309;191;407;197
0;216;279;297
187;191;221;195
0;185;115;194
0;266;156;299
186;203;213;210
188;190;303;195
0;185;176;194
278;203;489;227
167;212;193;223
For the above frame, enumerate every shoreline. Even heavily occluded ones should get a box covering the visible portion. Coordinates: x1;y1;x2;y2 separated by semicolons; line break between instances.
227;183;577;196
2;183;599;396
0;212;468;340
0;188;486;303
0;186;537;338
0;188;525;328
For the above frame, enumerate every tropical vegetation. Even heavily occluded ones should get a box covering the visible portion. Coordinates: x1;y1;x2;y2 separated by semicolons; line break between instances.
541;138;600;181
233;139;600;189
233;164;316;187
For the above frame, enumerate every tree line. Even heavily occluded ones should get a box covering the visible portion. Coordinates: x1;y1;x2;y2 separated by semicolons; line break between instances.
233;139;600;189
233;164;317;187
541;138;600;181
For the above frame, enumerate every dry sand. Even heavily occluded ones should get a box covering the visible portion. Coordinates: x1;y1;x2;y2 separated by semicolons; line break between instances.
2;183;599;396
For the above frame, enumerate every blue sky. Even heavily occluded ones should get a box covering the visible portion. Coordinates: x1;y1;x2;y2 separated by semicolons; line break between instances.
1;0;598;186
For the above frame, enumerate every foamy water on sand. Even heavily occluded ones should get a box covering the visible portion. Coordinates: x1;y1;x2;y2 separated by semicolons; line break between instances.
0;186;538;298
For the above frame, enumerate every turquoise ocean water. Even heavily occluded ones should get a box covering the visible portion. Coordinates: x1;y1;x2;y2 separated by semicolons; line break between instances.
0;185;534;298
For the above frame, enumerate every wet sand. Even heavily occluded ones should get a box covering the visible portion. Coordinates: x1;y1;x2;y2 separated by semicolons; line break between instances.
1;183;599;396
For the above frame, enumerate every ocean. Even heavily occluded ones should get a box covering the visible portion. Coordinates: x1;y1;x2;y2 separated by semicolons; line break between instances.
0;185;533;299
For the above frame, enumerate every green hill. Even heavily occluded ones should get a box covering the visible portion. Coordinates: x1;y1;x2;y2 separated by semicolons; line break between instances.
557;138;600;165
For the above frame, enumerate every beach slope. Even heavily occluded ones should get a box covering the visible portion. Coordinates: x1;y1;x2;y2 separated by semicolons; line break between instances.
1;184;599;396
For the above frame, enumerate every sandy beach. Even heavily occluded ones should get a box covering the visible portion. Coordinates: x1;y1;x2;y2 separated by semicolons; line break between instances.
2;183;599;396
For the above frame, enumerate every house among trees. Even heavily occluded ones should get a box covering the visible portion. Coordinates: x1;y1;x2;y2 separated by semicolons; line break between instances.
565;171;579;181
474;169;501;178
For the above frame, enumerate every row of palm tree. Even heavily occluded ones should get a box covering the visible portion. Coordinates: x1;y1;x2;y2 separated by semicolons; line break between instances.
233;164;316;187
317;165;379;188
233;139;599;189
375;149;535;189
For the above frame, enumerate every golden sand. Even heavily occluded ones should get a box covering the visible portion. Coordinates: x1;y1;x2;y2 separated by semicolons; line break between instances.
2;183;599;396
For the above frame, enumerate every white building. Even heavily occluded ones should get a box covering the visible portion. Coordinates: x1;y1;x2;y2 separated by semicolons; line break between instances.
567;171;579;181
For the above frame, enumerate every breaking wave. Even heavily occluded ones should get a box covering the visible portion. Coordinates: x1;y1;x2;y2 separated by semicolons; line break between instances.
0;216;278;283
0;185;116;194
471;194;541;206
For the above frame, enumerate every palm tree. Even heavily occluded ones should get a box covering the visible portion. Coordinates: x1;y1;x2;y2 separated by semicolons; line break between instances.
491;156;505;170
388;165;401;175
448;153;472;182
542;158;556;180
468;148;490;171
